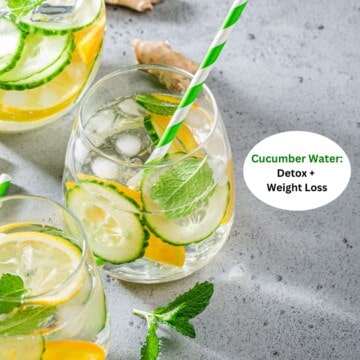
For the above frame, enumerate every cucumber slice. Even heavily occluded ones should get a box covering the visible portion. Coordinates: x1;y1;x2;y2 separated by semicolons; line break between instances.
56;272;107;341
0;18;26;75
0;334;44;360
144;114;160;145
66;180;148;264
80;273;107;341
0;33;74;90
142;177;229;245
19;0;103;35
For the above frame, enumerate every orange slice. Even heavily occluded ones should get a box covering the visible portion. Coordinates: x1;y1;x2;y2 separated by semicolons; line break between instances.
73;6;105;64
221;159;235;225
43;340;105;360
152;93;180;104
150;112;199;153
153;93;199;110
144;232;185;267
148;93;201;153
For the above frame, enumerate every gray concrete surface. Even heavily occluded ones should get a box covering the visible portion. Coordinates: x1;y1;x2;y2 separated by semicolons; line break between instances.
1;0;360;359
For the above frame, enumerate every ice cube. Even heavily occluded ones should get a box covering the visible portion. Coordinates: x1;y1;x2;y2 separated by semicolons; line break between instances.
74;138;89;164
22;245;34;275
86;109;116;146
185;108;209;128
65;62;87;80
3;90;28;107
115;133;142;157
38;88;58;107
31;0;78;22
205;130;225;157
111;128;153;161
208;156;226;183
117;98;146;117
91;157;117;180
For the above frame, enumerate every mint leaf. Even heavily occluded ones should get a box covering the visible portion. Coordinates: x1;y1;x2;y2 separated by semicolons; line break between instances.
162;316;195;338
140;318;159;360
150;157;214;218
6;0;46;18
134;281;214;360
0;305;55;337
153;281;214;338
153;281;214;319
0;273;26;314
135;94;178;116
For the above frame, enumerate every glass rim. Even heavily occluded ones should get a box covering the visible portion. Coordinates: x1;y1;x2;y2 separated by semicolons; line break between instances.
77;63;219;170
0;194;89;302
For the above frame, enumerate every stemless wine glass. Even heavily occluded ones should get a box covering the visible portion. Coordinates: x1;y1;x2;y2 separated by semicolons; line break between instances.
63;64;235;283
0;195;109;359
0;0;105;132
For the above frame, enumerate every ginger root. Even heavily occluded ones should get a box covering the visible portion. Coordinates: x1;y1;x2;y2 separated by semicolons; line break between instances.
132;39;199;92
105;0;162;12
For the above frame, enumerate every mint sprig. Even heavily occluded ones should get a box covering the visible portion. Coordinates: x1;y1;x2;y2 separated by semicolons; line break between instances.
150;157;214;218
0;273;26;314
134;281;214;360
135;94;178;116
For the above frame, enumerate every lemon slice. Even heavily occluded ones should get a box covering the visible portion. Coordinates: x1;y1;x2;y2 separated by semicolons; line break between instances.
43;340;105;360
0;231;85;306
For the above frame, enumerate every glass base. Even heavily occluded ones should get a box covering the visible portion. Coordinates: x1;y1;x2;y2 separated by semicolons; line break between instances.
102;219;233;284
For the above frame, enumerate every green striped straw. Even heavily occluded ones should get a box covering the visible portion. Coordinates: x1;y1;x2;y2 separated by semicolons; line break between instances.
0;173;11;197
146;0;248;163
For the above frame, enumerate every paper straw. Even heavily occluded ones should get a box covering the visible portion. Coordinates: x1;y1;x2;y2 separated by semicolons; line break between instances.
0;173;11;197
146;0;248;163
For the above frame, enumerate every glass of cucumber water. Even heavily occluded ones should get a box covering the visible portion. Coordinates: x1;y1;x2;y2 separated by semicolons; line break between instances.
0;195;109;359
63;64;235;283
0;0;105;132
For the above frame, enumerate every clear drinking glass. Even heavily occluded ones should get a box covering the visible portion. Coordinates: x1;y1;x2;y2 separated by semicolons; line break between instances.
0;0;105;132
0;195;110;358
63;64;235;283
